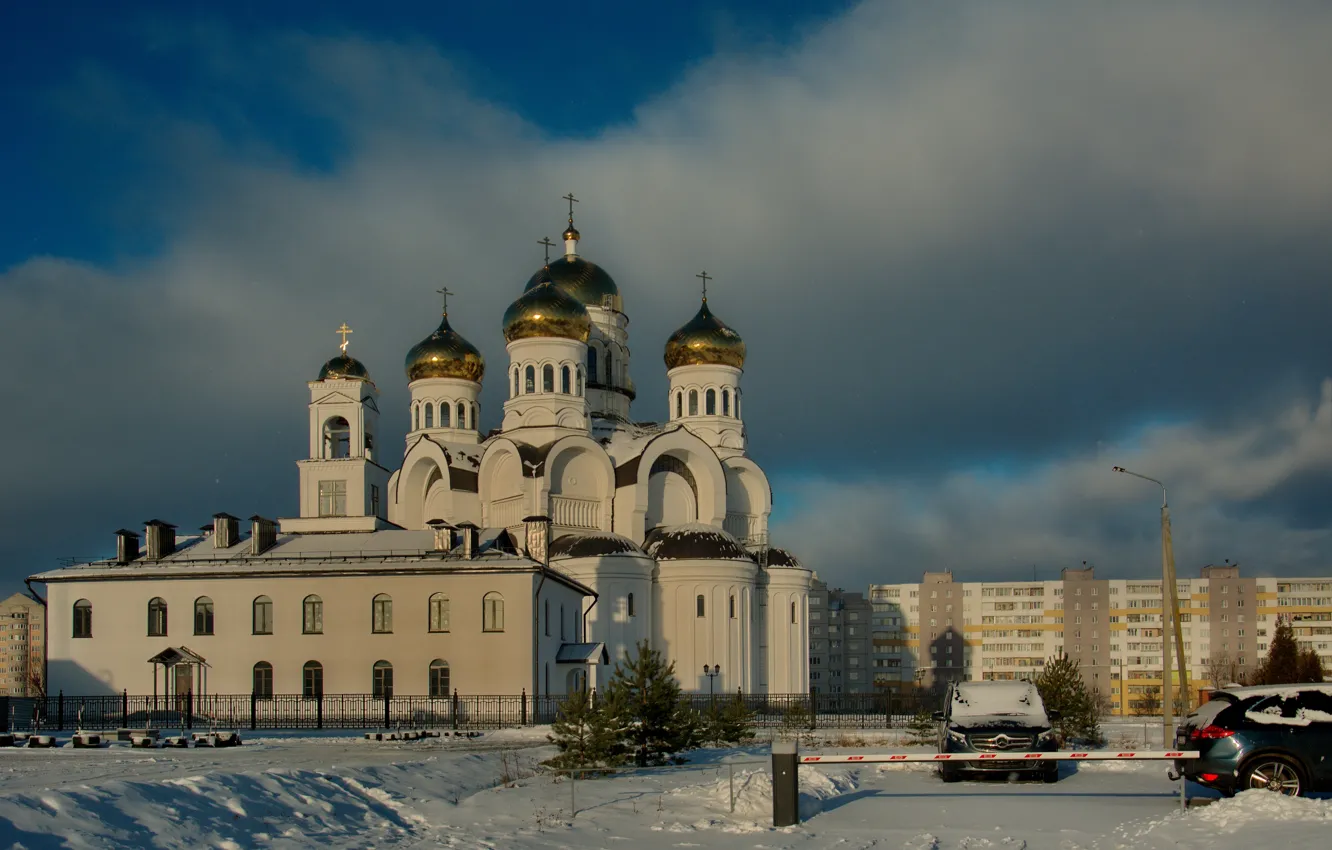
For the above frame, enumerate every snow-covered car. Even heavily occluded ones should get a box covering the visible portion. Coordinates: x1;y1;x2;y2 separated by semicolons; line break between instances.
932;681;1060;783
1173;683;1332;797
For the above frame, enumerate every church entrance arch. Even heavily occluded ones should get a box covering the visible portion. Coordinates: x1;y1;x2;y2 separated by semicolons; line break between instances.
646;455;698;529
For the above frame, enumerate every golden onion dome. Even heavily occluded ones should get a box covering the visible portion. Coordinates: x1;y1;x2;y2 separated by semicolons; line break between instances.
405;312;485;383
525;255;622;313
503;271;592;343
317;353;372;382
664;300;746;370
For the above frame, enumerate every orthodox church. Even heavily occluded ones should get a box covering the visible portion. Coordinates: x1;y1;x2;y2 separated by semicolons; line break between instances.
34;202;812;700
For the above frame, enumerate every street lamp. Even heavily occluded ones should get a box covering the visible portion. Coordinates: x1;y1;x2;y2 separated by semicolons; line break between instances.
703;664;721;704
1113;466;1191;744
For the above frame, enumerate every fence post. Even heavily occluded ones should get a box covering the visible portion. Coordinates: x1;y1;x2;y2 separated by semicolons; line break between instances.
58;691;65;730
383;692;391;729
121;689;128;728
250;692;258;731
772;740;799;827
452;689;459;730
521;689;527;725
809;687;817;731
185;690;193;730
317;695;324;730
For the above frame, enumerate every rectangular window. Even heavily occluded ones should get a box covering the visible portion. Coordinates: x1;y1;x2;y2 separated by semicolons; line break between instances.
371;484;381;517
253;598;273;635
252;665;273;699
484;596;505;632
697;595;706;618
303;598;323;634
729;595;736;619
430;596;450;632
372;597;393;633
318;480;347;517
194;601;214;636
303;664;323;698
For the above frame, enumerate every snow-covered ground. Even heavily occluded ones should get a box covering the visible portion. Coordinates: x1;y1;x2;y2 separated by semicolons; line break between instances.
2;729;1329;849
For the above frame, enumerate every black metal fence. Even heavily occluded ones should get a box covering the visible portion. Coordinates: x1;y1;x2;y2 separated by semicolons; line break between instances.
1;690;940;734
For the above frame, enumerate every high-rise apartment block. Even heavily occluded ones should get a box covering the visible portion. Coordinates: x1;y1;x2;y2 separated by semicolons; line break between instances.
850;564;1331;715
809;580;873;693
0;592;45;696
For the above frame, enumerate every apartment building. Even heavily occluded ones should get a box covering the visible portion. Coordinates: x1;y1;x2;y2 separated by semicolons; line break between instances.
808;580;873;694
0;592;45;696
857;563;1332;716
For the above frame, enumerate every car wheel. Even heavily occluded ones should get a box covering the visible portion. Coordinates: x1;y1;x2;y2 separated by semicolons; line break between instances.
1041;765;1059;784
939;766;961;783
1239;755;1306;797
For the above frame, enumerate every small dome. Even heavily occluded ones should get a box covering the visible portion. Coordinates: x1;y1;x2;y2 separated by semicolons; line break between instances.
318;353;371;382
526;255;622;313
562;223;581;242
550;532;646;559
504;272;592;343
405;313;485;382
664;301;745;370
759;547;803;569
645;523;752;562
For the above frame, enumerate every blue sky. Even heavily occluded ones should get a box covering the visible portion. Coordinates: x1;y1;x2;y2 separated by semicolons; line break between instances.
4;1;1332;594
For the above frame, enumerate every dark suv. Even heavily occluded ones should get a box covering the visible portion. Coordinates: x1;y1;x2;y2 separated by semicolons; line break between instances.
1174;684;1332;797
934;681;1061;782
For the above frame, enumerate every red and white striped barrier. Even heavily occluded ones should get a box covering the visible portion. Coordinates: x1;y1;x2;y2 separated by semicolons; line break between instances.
800;750;1199;764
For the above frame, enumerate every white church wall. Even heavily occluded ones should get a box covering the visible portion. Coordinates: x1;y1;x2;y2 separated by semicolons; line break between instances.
44;569;586;697
764;567;813;693
653;559;758;694
550;553;654;689
622;430;729;542
544;437;615;534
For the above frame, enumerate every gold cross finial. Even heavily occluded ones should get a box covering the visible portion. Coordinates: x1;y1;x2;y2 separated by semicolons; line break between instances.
562;192;579;223
436;286;454;314
335;322;353;353
538;236;556;264
696;270;712;302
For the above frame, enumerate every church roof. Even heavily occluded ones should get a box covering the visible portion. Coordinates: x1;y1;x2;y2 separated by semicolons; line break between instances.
644;523;752;562
760;547;804;568
550;532;646;559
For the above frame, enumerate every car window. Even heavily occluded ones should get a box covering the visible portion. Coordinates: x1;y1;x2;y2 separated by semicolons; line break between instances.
1246;695;1299;719
1294;690;1332;723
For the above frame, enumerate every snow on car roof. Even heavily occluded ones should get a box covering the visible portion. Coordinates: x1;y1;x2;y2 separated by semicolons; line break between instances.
1217;683;1332;699
950;681;1044;718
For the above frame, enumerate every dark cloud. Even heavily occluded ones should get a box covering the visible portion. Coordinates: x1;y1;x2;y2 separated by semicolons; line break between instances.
4;2;1332;591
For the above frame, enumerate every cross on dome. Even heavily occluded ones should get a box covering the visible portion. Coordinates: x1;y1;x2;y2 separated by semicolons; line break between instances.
696;270;712;302
335;323;353;353
538;236;556;264
436;286;454;315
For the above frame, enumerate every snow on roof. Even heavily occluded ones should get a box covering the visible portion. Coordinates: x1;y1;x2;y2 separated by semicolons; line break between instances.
549;532;646;559
1218;683;1332;699
593;419;665;466
555;643;610;664
950;681;1047;720
645;523;752;562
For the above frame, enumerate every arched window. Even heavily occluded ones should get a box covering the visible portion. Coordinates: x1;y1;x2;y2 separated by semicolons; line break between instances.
457;402;466;428
483;592;505;632
587;347;598;382
735;389;741;418
302;661;323;698
372;660;393;698
512;368;519;398
688;390;698;416
323;416;351;458
729;594;736;619
193;597;213;636
525;365;536;393
561;365;571;394
440;402;451;428
791;601;798;624
576;367;584;396
544;598;550;636
424;403;434;429
148;597;168;636
560;604;567;640
251;661;273;698
627;593;635;618
428;593;450;632
706;388;716;415
472;403;479;429
372;593;393;633
722;389;731;416
252;595;273;635
413;404;420;431
303;595;323;634
541;363;554;393
72;599;92;638
604;350;613;385
429;659;450;698
696;594;706;618
675;392;683;419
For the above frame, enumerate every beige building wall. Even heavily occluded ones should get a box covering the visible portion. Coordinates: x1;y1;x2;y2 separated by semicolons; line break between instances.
43;569;585;697
1;593;45;696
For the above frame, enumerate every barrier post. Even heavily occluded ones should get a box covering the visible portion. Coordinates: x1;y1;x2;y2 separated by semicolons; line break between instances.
58;691;65;730
772;740;799;827
521;689;527;725
0;695;8;733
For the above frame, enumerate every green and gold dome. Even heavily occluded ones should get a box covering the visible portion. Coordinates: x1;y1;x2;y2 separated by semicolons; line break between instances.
405;312;485;383
503;269;592;343
664;300;746;370
317;353;372;382
524;225;622;312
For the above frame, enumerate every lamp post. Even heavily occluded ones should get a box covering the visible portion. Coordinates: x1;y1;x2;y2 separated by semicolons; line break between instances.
703;665;721;706
1113;466;1190;745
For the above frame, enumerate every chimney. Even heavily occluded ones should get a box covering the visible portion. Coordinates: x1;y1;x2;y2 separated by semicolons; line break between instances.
457;521;480;560
249;515;277;555
426;519;456;552
213;513;240;549
144;520;177;560
115;529;140;565
523;514;551;565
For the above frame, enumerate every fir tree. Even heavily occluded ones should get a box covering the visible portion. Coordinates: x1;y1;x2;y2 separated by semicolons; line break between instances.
604;640;699;766
1035;655;1103;745
1254;618;1301;685
545;688;623;770
905;708;937;746
779;699;813;744
1298;648;1325;683
703;691;757;746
